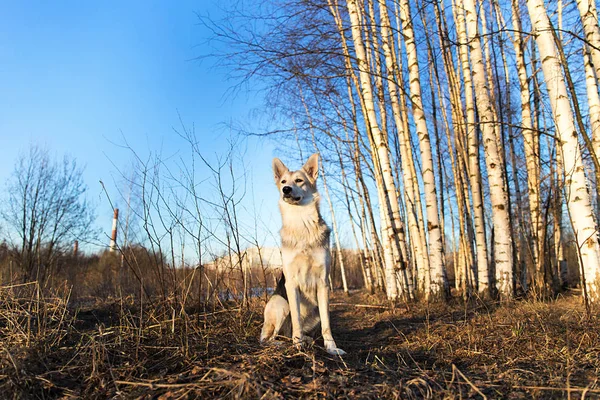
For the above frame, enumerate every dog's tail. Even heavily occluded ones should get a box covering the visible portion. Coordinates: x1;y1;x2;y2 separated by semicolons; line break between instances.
273;271;287;300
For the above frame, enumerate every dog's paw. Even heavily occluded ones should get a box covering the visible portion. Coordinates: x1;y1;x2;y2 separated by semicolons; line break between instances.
326;347;347;356
293;335;305;349
324;340;346;356
293;335;313;350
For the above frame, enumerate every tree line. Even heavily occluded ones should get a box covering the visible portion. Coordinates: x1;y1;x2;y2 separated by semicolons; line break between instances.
202;0;600;304
3;0;600;308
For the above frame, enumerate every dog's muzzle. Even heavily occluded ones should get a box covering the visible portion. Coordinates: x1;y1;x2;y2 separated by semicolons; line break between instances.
282;186;302;202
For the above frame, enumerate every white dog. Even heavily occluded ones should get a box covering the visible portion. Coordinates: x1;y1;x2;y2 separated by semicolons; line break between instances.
260;154;345;356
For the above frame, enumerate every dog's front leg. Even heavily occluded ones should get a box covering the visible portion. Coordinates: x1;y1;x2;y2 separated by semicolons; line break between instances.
317;281;346;355
285;281;304;348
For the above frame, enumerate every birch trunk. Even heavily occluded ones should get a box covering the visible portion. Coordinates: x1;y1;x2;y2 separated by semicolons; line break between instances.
452;0;490;295
584;47;600;163
329;0;402;300
397;0;447;300
347;69;386;293
553;144;568;287
433;0;480;292
336;137;373;292
363;0;412;283
584;47;600;219
492;3;524;293
420;6;453;290
319;158;349;295
358;161;386;291
577;0;600;84
527;0;600;302
356;173;377;292
462;0;514;298
377;0;430;297
390;2;430;289
511;0;541;292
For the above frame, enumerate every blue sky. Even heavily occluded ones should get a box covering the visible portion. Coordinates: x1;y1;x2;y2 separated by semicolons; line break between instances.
0;1;283;252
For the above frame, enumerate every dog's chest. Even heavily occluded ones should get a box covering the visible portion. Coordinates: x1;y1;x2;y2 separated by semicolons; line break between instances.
279;201;331;293
280;211;330;250
282;246;328;278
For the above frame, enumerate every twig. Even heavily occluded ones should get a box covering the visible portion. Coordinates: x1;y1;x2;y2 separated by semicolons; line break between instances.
2;347;19;377
450;380;600;394
114;368;247;390
0;281;39;290
452;364;487;399
115;380;203;389
330;302;389;309
511;385;600;394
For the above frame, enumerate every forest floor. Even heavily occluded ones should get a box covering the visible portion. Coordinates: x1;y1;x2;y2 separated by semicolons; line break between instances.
1;288;600;399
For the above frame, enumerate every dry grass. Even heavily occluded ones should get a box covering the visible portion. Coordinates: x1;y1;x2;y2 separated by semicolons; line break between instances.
1;286;599;399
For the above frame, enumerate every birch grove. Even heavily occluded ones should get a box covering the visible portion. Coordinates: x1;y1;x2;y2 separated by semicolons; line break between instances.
210;0;600;303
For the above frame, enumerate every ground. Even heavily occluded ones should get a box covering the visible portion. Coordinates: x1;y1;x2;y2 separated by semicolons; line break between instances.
1;289;600;399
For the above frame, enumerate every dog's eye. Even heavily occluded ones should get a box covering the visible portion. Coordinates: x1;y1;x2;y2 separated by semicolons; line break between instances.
295;179;303;183
281;180;286;184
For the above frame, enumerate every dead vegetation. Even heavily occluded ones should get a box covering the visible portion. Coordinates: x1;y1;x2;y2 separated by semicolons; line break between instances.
1;285;599;399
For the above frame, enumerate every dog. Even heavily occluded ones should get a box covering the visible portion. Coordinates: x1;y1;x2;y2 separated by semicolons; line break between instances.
260;153;346;356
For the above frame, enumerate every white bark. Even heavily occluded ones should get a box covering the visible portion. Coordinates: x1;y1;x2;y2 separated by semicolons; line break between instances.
583;46;600;218
554;146;568;286
321;167;349;295
511;0;541;289
364;0;411;279
462;0;514;298
329;0;402;300
377;0;430;297
397;0;447;300
584;47;600;154
453;0;491;295
527;0;600;302
577;0;600;84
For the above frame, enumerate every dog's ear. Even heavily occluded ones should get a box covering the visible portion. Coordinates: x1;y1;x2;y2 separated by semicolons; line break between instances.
273;158;289;183
302;153;319;181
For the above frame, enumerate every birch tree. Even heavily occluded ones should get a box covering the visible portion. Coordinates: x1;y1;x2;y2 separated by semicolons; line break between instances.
396;0;447;300
461;0;514;298
510;0;542;290
451;0;491;296
373;0;430;298
583;46;600;220
526;0;600;303
577;0;600;84
340;0;410;300
584;47;600;167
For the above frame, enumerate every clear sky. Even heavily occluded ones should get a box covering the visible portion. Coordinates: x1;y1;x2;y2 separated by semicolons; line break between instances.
0;1;284;253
